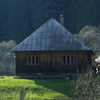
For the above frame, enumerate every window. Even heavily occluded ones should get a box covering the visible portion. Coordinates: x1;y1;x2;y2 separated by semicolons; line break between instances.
27;55;39;65
62;55;74;65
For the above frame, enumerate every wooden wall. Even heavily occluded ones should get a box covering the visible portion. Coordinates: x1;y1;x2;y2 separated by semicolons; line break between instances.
15;51;93;74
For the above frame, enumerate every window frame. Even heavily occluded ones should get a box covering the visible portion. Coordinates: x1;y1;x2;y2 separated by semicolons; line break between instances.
27;55;39;65
62;55;75;65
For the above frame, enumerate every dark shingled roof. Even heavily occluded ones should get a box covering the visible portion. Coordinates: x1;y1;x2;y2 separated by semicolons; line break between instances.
12;18;91;52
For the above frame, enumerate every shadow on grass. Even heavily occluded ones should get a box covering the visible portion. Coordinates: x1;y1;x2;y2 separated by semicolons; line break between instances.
29;79;76;99
0;77;77;99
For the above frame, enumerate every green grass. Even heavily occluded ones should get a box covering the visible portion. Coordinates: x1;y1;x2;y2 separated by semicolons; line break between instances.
0;76;75;100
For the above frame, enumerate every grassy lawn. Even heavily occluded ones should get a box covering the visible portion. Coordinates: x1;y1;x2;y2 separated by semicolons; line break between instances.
0;76;75;100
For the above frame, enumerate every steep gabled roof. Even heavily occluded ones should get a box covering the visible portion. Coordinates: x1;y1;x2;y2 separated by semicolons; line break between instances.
12;18;91;52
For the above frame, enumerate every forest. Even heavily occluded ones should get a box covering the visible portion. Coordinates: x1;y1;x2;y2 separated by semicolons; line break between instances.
0;0;100;74
0;0;100;43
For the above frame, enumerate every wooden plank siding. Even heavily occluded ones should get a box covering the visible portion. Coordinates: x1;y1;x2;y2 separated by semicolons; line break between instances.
15;51;93;74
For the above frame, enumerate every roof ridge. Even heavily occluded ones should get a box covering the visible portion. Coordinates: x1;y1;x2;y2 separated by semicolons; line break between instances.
34;18;54;33
12;18;93;52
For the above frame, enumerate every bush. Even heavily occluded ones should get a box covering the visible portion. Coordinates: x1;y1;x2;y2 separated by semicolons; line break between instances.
74;69;100;100
0;40;17;75
75;25;100;58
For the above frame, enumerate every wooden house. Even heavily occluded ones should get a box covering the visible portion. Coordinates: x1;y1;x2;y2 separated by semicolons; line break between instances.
12;16;94;75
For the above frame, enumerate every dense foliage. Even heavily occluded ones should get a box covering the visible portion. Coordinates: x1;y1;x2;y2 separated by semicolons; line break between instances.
74;70;100;99
75;25;100;58
0;0;100;43
0;40;16;74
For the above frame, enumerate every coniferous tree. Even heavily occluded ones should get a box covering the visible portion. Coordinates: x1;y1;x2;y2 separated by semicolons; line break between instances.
69;0;100;33
5;0;30;43
0;0;100;43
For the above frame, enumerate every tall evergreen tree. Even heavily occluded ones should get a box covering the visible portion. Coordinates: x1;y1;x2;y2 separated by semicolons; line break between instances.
5;0;30;43
69;0;100;33
0;0;100;43
0;0;9;41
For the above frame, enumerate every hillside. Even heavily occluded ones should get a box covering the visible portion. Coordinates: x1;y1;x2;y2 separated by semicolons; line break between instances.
0;0;100;43
0;77;74;99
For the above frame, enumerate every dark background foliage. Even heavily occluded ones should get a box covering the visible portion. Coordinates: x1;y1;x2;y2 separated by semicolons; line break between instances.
0;0;100;43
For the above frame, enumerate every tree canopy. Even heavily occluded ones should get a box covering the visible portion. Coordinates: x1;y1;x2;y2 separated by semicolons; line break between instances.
0;0;100;43
75;25;100;58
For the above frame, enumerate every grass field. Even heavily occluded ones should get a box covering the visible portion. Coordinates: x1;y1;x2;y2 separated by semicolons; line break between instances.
0;76;75;100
